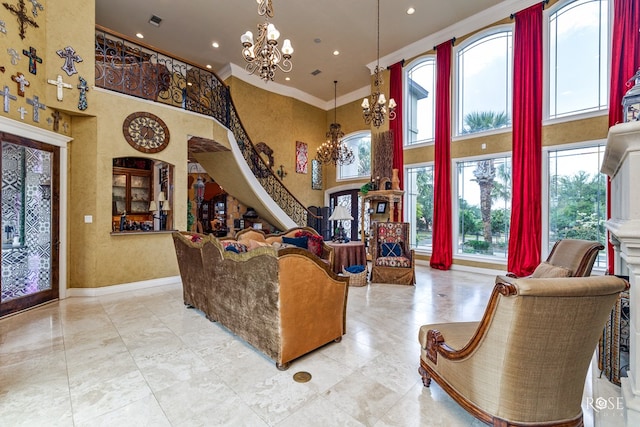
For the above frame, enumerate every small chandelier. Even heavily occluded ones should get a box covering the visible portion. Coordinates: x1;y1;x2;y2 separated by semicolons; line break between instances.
240;0;293;82
316;81;354;166
362;0;396;128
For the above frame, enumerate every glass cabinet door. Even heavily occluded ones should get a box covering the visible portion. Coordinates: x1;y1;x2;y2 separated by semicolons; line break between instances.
112;173;126;215
130;174;150;214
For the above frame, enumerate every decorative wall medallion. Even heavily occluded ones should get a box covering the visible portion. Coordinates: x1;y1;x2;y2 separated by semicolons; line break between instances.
77;76;89;110
7;48;19;65
47;75;72;101
3;0;39;40
1;85;16;112
11;71;29;96
26;94;45;122
56;46;82;76
123;112;170;153
28;0;43;17
22;46;41;74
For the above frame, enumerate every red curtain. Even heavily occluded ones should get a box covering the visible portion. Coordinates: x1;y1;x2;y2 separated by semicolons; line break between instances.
429;40;453;270
390;61;404;221
507;3;543;277
606;0;640;274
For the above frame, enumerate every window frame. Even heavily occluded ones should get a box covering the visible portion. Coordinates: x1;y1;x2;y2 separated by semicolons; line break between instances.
405;162;435;252
336;130;372;181
404;55;436;148
453;24;514;139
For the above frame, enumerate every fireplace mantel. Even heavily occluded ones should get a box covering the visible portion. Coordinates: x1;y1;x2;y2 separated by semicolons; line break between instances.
603;120;640;425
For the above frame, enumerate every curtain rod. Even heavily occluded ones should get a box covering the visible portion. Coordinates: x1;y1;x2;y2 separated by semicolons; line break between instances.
511;0;549;19
433;37;456;51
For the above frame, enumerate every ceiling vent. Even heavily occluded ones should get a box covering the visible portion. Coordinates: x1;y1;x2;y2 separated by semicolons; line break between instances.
149;15;163;27
311;69;322;76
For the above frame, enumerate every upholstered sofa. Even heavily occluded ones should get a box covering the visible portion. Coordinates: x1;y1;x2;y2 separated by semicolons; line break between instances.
172;231;348;370
230;226;335;270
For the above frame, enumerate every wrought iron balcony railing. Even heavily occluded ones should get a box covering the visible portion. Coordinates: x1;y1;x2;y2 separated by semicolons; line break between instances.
95;26;310;228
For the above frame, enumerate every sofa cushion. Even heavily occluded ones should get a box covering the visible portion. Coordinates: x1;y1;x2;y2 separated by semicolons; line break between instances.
530;261;572;278
295;231;324;257
222;241;248;253
381;242;403;257
282;236;308;249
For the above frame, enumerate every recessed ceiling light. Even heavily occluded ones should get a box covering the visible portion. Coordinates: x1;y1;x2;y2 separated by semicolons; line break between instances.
212;42;219;48
206;64;212;69
285;77;291;81
314;38;321;44
136;33;144;39
407;7;415;15
333;50;340;56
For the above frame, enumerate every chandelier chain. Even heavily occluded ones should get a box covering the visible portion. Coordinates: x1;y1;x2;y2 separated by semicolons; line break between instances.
316;81;354;166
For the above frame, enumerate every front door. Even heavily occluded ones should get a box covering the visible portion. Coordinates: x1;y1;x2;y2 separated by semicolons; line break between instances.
1;133;59;317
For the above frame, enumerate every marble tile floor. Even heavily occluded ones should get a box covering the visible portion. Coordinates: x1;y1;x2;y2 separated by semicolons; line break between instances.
0;266;624;426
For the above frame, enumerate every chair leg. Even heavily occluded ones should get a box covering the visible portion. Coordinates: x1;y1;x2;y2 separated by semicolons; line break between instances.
418;365;432;387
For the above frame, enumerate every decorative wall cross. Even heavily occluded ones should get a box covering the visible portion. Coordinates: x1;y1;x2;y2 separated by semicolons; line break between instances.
22;46;41;74
47;75;72;101
62;122;69;133
3;0;39;40
17;106;26;119
51;110;61;132
0;19;7;34
57;46;82;76
26;94;45;122
1;85;16;112
11;71;29;96
77;76;89;110
7;48;19;65
0;66;4;73
28;0;42;17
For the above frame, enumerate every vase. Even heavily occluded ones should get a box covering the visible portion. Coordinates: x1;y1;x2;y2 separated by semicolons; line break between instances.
391;168;400;190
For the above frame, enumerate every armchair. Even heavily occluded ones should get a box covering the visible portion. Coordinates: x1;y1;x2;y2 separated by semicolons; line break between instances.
370;222;415;285
497;239;604;283
418;275;628;427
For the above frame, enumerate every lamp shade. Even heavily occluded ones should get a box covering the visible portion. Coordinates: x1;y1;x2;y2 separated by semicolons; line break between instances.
328;205;353;221
148;201;157;212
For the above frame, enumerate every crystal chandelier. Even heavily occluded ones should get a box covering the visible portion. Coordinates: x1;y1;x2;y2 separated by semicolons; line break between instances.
316;81;355;166
362;0;396;128
240;0;293;82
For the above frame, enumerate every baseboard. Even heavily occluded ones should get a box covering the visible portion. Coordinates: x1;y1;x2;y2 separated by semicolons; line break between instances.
66;276;182;298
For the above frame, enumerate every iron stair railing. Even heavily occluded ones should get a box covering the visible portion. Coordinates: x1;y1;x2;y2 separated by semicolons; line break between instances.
95;26;312;227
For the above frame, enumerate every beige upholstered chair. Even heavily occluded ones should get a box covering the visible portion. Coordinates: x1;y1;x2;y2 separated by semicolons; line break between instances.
418;275;628;427
370;222;415;285
498;239;604;282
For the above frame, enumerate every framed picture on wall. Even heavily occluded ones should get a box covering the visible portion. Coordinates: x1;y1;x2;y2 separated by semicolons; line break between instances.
376;202;387;214
296;141;308;173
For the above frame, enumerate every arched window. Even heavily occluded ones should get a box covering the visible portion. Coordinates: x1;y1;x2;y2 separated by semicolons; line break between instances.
337;131;371;180
455;26;513;136
547;0;609;119
404;56;436;146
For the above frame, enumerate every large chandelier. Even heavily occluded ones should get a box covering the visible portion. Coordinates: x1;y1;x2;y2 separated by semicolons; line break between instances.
316;81;355;166
240;0;293;82
362;0;396;128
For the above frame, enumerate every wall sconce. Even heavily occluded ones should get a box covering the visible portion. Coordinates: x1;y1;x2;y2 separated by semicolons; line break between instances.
276;164;287;179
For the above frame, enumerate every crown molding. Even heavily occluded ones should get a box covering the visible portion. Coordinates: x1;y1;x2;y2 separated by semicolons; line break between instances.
367;0;540;71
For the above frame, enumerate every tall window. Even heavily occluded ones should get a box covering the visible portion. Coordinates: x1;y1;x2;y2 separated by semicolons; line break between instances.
406;165;434;250
547;0;609;119
455;156;511;258
405;57;435;146
337;131;371;180
546;143;607;268
455;27;513;136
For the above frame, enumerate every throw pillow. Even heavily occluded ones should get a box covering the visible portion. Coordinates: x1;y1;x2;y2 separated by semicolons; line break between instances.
282;235;308;249
295;231;324;257
222;241;248;253
530;261;572;278
248;239;269;251
345;265;366;274
381;242;403;257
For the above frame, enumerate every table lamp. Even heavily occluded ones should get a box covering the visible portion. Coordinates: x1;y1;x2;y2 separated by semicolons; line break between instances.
328;205;353;243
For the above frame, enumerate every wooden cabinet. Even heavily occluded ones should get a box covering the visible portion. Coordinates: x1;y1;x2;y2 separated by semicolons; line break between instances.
360;190;404;254
199;194;229;237
112;167;152;222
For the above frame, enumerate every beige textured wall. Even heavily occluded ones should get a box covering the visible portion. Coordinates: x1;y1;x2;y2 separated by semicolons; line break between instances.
227;77;325;207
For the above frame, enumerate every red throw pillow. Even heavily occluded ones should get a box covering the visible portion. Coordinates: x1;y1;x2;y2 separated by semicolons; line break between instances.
295;231;324;258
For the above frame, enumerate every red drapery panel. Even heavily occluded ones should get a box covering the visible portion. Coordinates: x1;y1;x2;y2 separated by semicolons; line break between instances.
429;40;453;270
606;0;640;274
390;62;404;192
507;3;543;277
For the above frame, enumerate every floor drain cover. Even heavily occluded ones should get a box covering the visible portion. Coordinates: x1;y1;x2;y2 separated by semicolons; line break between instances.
293;371;312;383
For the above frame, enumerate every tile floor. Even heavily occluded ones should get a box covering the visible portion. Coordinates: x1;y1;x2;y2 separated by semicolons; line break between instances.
0;265;625;426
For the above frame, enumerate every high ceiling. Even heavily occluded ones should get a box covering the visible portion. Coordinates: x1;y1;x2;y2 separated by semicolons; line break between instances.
95;0;517;108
